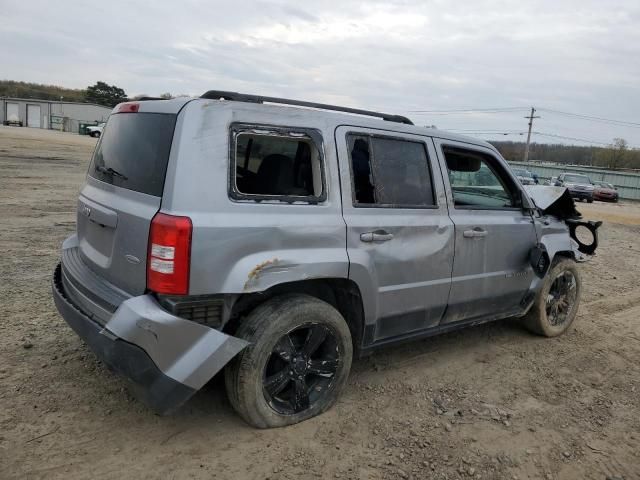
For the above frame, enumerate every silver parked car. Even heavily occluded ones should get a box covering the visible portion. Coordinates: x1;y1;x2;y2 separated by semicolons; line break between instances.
52;91;601;428
512;167;536;185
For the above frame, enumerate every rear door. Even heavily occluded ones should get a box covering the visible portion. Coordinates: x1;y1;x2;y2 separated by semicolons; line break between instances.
77;109;177;295
434;139;537;323
336;126;454;342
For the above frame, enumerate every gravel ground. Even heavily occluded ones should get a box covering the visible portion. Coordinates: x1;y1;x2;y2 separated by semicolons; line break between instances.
1;126;639;480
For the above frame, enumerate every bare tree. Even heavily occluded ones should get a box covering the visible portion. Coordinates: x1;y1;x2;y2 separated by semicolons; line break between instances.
609;138;628;169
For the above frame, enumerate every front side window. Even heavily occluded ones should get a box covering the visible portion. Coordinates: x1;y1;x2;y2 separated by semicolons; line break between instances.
443;146;518;209
348;134;435;207
231;127;324;201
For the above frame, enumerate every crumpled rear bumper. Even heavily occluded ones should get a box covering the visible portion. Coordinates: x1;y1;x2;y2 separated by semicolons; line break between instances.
52;264;248;414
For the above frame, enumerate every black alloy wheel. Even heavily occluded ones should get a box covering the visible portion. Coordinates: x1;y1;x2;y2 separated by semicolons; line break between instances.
545;270;578;327
263;324;340;415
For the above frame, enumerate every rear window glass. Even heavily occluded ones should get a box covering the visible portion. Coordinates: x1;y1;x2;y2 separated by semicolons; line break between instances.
89;113;176;196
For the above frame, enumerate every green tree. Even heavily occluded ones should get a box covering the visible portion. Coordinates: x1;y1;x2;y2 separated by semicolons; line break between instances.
85;81;128;107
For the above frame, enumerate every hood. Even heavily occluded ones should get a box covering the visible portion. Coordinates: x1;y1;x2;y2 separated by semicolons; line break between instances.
523;185;581;219
565;182;595;191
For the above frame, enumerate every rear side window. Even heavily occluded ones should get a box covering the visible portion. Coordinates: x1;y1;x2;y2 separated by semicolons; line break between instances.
348;134;435;207
89;113;176;197
231;125;324;202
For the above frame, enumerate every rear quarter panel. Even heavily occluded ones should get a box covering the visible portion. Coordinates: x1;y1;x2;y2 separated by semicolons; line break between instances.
161;101;349;295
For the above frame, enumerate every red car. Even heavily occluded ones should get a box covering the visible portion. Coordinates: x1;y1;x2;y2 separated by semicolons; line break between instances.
593;181;619;202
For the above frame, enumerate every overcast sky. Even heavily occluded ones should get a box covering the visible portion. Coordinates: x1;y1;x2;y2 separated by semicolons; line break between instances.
2;0;639;147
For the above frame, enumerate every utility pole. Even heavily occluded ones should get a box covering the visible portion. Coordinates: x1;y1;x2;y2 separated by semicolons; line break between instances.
523;107;540;163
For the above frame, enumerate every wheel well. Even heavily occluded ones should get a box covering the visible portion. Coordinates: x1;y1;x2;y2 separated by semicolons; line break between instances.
224;279;365;353
553;250;575;263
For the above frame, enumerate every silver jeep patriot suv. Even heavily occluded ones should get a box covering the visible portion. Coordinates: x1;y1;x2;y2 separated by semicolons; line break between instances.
52;91;601;428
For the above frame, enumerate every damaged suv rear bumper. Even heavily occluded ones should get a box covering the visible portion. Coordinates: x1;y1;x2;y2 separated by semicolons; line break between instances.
52;264;247;414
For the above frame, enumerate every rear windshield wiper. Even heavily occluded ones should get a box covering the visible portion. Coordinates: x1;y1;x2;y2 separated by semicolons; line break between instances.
95;165;128;181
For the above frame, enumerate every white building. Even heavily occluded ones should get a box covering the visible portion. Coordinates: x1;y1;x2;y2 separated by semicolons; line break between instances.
1;97;112;133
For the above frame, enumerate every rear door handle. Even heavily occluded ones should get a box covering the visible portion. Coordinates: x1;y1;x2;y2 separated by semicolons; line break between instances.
463;228;488;238
360;230;394;243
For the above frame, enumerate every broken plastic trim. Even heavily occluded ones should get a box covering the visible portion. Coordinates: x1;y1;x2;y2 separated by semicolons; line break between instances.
529;243;551;278
566;219;603;255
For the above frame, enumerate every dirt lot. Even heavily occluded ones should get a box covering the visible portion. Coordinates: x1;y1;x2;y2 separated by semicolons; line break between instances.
1;126;639;480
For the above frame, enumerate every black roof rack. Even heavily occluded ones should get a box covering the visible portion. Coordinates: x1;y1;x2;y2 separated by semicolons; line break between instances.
200;90;413;125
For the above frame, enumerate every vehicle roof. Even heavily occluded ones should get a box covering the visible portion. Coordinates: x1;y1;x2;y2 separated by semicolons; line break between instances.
117;96;497;152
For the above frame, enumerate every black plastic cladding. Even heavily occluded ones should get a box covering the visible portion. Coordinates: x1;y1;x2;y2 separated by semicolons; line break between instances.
200;90;414;125
566;220;603;255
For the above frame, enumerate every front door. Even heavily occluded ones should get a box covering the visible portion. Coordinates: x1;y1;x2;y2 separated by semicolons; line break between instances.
336;126;454;343
433;139;538;324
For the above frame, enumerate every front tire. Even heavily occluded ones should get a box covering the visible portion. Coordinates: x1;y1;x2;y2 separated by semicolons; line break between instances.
90;131;101;138
225;294;353;428
524;258;582;337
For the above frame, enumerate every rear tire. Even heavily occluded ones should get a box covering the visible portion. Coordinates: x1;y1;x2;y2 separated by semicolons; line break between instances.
524;258;581;337
225;294;353;428
587;198;594;203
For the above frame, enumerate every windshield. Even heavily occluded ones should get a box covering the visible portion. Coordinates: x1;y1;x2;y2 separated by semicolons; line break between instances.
513;169;532;177
564;174;591;184
89;113;176;196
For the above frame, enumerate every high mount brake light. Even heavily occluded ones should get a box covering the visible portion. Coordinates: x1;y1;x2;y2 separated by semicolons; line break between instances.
116;102;140;113
147;213;192;295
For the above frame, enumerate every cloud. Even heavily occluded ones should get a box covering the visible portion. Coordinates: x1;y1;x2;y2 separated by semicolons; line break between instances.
1;0;639;146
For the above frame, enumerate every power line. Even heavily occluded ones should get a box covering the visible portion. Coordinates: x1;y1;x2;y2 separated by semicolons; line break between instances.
410;107;527;115
536;108;640;128
531;131;612;146
446;129;526;135
409;105;640;128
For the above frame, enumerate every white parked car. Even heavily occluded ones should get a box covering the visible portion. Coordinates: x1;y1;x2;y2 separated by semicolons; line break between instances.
86;122;106;138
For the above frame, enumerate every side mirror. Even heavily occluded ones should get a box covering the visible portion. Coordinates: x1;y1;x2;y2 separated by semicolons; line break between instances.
520;190;536;211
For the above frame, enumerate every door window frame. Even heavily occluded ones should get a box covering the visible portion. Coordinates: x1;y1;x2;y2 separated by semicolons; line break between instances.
437;141;524;212
345;131;439;210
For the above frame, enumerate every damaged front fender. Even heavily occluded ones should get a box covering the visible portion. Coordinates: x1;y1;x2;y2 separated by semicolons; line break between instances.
524;184;602;261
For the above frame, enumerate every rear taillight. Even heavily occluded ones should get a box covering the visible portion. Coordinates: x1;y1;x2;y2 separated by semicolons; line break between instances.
115;102;140;113
147;213;192;295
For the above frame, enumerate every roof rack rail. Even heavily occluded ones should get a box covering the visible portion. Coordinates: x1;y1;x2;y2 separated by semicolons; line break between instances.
200;90;413;125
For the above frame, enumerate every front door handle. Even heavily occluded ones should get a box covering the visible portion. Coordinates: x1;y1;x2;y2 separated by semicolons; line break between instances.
360;230;394;243
463;228;488;238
